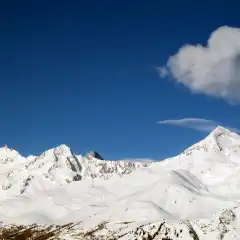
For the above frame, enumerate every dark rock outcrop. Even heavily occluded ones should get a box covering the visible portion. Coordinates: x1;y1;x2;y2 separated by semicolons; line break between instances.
87;151;104;160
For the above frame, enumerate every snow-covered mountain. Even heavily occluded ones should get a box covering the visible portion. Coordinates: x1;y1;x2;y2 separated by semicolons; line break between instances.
0;145;150;198
1;126;240;239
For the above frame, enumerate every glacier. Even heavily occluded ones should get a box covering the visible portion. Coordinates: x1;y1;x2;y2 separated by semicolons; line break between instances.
1;126;240;239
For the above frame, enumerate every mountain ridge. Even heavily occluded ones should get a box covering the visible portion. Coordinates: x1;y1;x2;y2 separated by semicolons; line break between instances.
1;126;240;239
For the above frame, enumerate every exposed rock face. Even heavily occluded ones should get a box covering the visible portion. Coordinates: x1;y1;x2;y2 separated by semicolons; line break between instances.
87;151;104;160
2;207;236;239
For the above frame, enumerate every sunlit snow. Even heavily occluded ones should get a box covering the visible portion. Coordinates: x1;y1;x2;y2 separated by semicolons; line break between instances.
1;126;240;239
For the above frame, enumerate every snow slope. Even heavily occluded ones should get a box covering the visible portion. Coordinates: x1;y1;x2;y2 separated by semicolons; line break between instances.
1;126;240;239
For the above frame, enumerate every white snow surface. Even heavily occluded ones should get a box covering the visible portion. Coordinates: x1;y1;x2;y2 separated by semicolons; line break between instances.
1;126;240;239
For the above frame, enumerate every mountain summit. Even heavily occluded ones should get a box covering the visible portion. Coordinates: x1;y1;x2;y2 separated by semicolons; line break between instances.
1;126;240;239
86;151;104;160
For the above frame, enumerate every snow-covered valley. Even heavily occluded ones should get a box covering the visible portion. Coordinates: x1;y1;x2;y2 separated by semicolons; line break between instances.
1;126;240;239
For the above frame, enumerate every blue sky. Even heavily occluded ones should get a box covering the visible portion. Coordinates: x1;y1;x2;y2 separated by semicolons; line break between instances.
1;0;240;160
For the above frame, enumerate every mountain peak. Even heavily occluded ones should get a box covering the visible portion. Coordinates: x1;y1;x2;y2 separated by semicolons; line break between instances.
210;126;231;135
0;145;22;161
207;126;240;142
86;151;104;160
54;144;72;156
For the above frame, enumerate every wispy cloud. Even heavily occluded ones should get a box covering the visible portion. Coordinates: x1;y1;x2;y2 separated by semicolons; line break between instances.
157;118;239;133
158;26;240;104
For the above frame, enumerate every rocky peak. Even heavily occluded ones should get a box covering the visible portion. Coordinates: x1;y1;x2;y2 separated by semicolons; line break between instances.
86;151;104;160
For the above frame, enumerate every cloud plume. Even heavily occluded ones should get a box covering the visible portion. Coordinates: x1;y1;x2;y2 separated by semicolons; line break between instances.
158;26;240;104
157;118;239;133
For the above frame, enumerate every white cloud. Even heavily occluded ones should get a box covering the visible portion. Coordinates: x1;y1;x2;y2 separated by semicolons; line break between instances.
158;26;240;104
157;118;239;133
